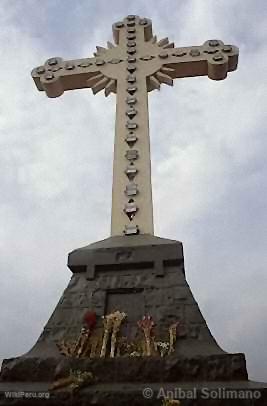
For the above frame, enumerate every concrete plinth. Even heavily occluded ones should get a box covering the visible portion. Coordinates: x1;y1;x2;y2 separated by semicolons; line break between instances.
1;235;266;405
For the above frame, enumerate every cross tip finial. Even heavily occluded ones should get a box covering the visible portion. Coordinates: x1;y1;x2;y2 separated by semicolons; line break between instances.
201;39;239;79
31;57;66;97
112;15;153;44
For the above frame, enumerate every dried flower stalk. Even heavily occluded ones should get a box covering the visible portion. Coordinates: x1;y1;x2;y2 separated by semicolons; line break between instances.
100;313;114;358
110;311;127;357
77;328;91;358
137;315;155;356
50;370;94;392
89;335;99;358
168;321;180;354
57;340;75;356
163;400;181;406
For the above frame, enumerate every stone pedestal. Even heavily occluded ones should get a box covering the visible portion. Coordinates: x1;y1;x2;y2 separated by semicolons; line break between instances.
1;235;266;405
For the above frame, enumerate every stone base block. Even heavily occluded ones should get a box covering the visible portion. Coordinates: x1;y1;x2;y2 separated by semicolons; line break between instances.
0;381;267;405
1;353;248;383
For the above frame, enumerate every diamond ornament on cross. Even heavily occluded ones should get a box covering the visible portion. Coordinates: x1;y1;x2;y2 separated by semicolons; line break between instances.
31;15;239;237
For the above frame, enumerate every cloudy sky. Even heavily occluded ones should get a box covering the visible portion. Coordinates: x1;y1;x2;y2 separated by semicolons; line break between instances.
0;0;266;382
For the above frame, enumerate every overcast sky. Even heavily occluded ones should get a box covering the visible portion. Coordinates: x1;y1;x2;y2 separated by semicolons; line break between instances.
0;0;266;382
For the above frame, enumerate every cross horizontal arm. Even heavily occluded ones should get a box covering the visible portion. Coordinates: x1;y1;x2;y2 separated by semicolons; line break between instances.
31;56;106;98
157;40;238;81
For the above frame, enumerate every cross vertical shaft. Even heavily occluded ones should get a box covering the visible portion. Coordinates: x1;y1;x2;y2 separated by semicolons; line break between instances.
111;20;154;236
112;76;153;235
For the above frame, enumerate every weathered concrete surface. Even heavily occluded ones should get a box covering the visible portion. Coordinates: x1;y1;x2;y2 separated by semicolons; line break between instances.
0;353;248;383
1;235;249;385
0;381;266;406
2;235;265;405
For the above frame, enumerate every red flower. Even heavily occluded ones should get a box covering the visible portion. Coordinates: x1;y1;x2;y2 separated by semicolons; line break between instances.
137;315;155;330
83;311;97;329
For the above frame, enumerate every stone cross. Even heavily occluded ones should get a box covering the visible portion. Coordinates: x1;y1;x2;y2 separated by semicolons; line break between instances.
32;15;239;237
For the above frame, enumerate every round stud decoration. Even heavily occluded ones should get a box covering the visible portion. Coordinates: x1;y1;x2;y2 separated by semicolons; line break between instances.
79;61;92;67
47;58;58;66
140;55;154;61
44;73;54;80
126;96;137;105
213;54;224;62
126;122;138;130
51;66;62;72
127;75;136;84
127;21;135;27
209;40;220;47
109;58;122;64
95;59;105;66
159;51;168;59
222;46;233;53
65;63;75;70
172;50;186;57
190;49;200;57
127;56;136;63
204;49;218;54
36;66;45;74
127;48;136;55
139;18;148;25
